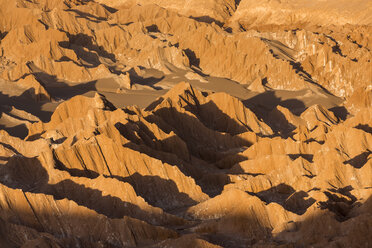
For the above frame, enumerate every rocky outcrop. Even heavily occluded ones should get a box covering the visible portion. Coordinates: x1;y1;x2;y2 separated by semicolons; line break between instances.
1;81;371;246
0;0;371;247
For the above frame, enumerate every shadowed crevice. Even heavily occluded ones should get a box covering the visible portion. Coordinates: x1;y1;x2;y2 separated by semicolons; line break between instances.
248;183;316;215
343;150;371;169
354;124;372;134
288;153;314;163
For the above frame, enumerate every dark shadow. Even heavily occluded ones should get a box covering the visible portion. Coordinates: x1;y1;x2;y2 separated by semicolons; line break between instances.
38;19;49;30
318;186;357;221
26;62;108;103
329;106;349;121
0;156;182;227
347;35;363;49
0;156;49;192
196;101;254;135
164;85;258;137
0;161;178;247
280;98;308;114
190;16;224;27
243;91;306;136
26;61;109;103
59;32;116;65
261;77;268;86
50;179;174;225
266;108;297;136
52;80;98;99
343;150;371;169
0;142;20;155
115;105;245;195
146;24;160;33
289;61;312;80
0;123;28;138
275;195;372;247
0;90;52;138
151;104;251;163
145;97;164;111
125;67;165;90
215;152;249;170
183;48;200;68
191;66;210;78
66;9;107;22
328;186;357;202
202;223;271;248
0;206;173;247
1;147;370;247
288;154;314;163
57;44;99;67
100;3;118;13
354;124;372;134
0;88;51;118
111;173;198;211
224;27;233;33
325;35;346;58
51;145;201;211
53;150;99;179
249;183;316;215
25;131;46;141
227;168;264;177
51;137;67;144
0;31;8;40
244;91;306;118
122;107;137;115
115;121;191;162
303;138;325;145
114;120;231;197
32;70;98;100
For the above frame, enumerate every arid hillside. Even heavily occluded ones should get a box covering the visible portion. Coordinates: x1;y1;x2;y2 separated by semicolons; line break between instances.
0;0;371;247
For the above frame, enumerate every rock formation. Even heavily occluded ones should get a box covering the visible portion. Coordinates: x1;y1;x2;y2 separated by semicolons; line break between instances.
0;0;371;247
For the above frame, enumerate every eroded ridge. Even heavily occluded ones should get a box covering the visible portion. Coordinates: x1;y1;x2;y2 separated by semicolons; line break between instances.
0;0;371;247
0;82;370;247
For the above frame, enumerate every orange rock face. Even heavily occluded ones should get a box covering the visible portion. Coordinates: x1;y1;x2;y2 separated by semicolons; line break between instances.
0;0;371;247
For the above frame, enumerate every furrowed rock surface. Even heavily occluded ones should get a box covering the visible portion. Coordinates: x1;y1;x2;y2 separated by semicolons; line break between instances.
0;0;371;247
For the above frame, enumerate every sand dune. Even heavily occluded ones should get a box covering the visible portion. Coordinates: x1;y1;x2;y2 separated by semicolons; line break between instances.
0;0;371;247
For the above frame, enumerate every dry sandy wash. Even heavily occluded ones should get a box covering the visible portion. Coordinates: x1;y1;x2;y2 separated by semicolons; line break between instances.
0;0;371;247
